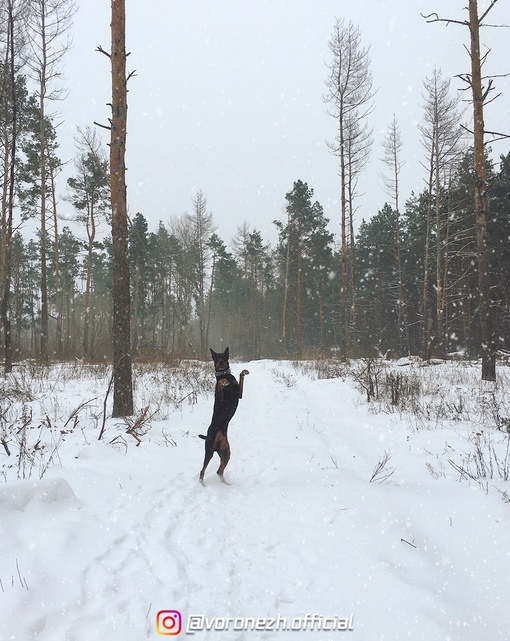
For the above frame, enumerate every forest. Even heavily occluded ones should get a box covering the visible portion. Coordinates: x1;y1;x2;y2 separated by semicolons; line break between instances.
0;2;509;365
3;5;510;639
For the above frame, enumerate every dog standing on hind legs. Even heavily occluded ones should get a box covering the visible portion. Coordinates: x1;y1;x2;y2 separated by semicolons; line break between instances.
199;347;249;484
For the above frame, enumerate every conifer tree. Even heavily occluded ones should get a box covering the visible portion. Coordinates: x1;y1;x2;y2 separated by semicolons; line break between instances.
276;180;333;355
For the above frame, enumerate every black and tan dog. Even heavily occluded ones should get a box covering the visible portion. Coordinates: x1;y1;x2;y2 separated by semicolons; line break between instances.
199;347;249;483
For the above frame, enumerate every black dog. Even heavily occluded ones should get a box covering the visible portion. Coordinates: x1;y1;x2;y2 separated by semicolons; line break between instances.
199;347;249;483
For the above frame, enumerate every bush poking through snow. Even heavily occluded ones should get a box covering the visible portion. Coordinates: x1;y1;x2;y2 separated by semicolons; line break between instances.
352;357;384;402
133;361;212;412
369;451;395;484
0;559;29;592
449;430;510;489
0;406;68;482
271;367;298;388
0;360;215;483
122;405;156;445
293;356;349;380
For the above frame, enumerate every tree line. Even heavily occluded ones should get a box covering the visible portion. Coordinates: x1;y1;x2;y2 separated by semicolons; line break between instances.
3;147;510;363
0;2;508;368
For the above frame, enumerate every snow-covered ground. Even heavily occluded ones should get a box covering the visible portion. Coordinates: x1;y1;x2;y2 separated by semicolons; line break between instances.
1;358;510;640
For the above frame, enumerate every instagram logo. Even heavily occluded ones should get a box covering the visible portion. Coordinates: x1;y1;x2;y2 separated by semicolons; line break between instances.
156;610;182;636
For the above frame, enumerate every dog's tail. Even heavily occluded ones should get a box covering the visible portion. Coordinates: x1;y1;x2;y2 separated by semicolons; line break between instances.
199;434;206;440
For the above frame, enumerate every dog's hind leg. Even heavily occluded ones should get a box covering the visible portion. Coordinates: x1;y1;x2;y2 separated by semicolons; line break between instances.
199;443;214;483
216;436;231;481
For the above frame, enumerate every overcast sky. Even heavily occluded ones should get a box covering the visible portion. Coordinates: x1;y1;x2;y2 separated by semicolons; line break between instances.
57;0;510;246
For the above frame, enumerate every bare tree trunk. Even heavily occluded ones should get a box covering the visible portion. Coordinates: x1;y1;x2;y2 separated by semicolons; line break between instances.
282;210;291;348
434;123;446;360
190;190;213;356
339;122;348;357
469;0;495;381
348;182;356;353
131;260;139;354
395;210;408;356
296;241;302;356
422;166;433;359
381;115;409;355
1;45;9;295
49;165;63;358
83;204;96;358
110;0;133;416
205;253;216;351
423;2;497;380
442;187;452;350
39;28;49;365
1;0;17;373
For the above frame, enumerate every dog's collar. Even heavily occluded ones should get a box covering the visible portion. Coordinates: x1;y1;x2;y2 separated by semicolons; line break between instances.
215;369;230;378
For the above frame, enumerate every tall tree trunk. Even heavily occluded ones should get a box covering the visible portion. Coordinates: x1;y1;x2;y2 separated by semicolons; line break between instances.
132;260;139;354
1;45;9;297
442;191;452;352
282;211;291;349
50;165;62;358
296;241;302;356
393;166;408;357
339;120;348;358
1;0;17;373
110;0;133;416
83;207;95;359
434;126;446;360
395;208;408;356
205;253;216;351
422;168;433;359
348;182;357;354
39;17;49;365
469;0;495;381
381;115;408;356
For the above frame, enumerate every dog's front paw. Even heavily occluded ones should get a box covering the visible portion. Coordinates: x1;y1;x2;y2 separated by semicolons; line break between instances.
240;369;250;376
218;378;230;388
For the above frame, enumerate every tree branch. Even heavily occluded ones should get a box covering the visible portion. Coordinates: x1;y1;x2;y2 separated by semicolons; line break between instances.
479;0;500;23
482;78;495;101
462;123;510;145
96;44;110;58
456;73;472;86
421;12;467;27
484;129;510;140
94;120;111;131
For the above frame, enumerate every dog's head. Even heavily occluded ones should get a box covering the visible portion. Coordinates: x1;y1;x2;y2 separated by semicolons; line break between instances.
210;347;230;373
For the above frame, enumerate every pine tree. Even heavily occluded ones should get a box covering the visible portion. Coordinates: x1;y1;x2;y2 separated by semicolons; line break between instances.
107;0;133;415
356;204;400;354
67;126;110;359
275;180;334;355
324;18;375;355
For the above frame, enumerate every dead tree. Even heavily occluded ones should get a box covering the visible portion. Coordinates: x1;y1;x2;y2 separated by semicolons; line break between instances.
419;68;465;360
380;115;409;356
1;0;20;373
423;0;509;381
26;0;75;365
324;18;375;357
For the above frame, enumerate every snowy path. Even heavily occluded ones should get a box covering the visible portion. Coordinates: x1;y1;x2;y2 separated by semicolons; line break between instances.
1;360;510;640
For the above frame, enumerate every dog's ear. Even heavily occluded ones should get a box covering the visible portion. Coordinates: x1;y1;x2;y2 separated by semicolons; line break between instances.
224;346;229;359
210;348;217;360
